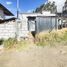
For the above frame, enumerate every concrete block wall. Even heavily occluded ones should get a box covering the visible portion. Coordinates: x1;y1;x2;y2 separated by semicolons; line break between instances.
0;21;16;39
18;17;29;38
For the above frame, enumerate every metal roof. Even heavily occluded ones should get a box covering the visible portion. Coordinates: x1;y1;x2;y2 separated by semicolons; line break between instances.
0;17;16;23
20;11;56;17
0;4;14;16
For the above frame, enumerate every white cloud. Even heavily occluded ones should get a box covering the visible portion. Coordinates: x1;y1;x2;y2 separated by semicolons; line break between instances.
6;1;12;5
27;9;33;13
45;1;48;5
48;0;65;12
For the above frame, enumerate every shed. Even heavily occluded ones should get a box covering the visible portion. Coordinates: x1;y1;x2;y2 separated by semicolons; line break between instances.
27;13;57;36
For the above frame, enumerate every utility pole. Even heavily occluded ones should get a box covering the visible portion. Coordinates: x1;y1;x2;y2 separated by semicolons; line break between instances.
17;0;19;19
16;0;19;39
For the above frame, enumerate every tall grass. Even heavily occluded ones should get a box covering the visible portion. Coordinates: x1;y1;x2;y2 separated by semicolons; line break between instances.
3;28;67;49
3;37;34;50
3;38;17;49
3;32;35;50
35;28;67;46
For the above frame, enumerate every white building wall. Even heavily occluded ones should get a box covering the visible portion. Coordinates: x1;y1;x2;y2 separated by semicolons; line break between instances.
18;15;29;38
0;21;16;39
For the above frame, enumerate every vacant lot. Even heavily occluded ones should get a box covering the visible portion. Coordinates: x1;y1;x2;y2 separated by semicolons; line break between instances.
0;45;67;67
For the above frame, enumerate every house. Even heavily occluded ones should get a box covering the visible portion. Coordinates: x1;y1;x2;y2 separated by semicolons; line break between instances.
18;13;40;38
19;11;58;37
0;4;16;39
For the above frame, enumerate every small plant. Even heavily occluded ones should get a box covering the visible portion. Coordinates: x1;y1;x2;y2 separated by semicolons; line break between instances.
3;38;17;49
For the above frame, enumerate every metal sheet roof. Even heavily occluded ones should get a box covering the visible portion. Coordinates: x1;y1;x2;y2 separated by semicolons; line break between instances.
0;4;14;16
0;17;16;23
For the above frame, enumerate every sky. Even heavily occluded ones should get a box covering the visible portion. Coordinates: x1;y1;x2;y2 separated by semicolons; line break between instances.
0;0;66;17
0;0;47;16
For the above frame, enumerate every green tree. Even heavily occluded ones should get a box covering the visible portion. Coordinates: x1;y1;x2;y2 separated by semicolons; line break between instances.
35;1;57;13
63;0;67;13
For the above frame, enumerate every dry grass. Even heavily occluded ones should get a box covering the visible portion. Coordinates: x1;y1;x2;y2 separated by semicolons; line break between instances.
3;28;67;49
35;28;67;46
3;38;34;51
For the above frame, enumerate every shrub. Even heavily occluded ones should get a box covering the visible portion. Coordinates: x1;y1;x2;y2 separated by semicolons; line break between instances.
16;40;31;50
3;38;17;49
35;28;67;46
3;38;32;50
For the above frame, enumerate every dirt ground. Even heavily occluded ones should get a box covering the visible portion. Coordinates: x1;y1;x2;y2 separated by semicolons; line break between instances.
0;45;67;67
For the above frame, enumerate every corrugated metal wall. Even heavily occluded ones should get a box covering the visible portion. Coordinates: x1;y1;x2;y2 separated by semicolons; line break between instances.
36;17;57;33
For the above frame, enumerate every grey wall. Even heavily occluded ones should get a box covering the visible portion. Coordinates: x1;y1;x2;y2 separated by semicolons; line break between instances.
36;17;57;33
